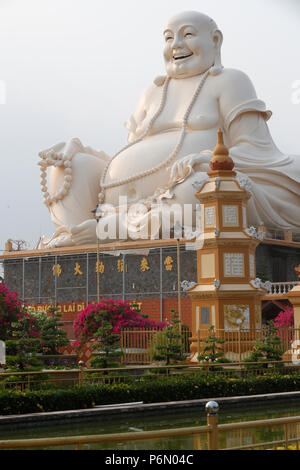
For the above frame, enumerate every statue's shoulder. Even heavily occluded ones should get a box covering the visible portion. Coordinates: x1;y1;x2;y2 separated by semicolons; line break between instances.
216;67;254;86
216;67;255;89
214;67;257;100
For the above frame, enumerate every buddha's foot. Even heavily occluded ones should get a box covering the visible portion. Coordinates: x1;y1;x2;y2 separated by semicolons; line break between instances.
70;219;97;245
37;229;75;249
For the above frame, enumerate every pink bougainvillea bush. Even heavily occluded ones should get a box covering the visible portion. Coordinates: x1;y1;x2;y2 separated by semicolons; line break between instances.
0;281;44;369
0;281;42;343
0;282;25;340
274;305;294;345
274;306;294;329
73;299;167;349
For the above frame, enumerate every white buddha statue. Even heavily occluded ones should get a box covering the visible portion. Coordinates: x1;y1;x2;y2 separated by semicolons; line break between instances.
38;10;300;248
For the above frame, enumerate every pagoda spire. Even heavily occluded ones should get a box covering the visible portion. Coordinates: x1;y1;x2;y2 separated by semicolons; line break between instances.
209;128;234;172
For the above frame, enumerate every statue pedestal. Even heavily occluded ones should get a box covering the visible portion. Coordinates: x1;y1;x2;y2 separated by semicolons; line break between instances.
0;239;197;330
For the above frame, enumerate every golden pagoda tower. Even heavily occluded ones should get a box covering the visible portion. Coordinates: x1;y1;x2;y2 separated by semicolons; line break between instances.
188;129;267;362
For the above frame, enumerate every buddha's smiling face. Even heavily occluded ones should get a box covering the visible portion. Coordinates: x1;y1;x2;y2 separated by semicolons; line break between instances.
163;12;218;79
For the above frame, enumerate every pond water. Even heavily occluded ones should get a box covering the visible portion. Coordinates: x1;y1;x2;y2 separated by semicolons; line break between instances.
1;400;300;450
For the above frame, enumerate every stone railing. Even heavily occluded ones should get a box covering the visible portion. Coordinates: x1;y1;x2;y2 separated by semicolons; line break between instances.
267;282;298;295
264;228;300;244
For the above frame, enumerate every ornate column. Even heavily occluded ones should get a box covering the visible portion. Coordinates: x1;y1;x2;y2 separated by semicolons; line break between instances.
188;129;267;362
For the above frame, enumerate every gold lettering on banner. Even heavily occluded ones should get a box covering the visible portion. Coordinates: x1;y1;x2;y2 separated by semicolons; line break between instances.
117;259;123;272
52;264;62;277
164;256;174;271
74;262;83;276
130;301;142;311
117;259;128;273
95;261;105;274
28;302;87;314
140;257;150;272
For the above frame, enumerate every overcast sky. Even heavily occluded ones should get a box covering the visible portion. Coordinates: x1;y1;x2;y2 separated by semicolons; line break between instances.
0;0;299;251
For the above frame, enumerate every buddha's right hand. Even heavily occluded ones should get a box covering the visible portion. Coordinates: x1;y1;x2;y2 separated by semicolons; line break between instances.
39;138;110;168
168;151;212;184
38;138;85;165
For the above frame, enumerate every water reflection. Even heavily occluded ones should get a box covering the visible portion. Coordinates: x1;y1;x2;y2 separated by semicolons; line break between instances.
1;400;300;450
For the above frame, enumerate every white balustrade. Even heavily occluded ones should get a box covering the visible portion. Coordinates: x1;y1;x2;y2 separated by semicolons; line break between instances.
268;282;298;295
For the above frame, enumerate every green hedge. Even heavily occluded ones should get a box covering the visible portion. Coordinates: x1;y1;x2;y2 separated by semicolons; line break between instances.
1;373;300;415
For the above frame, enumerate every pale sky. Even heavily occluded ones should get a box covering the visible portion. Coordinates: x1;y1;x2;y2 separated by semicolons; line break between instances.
0;0;299;251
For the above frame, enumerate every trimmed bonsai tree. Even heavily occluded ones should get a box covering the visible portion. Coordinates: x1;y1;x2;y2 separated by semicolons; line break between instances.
198;325;227;364
152;310;185;365
39;306;70;355
6;314;43;370
90;312;123;369
243;321;283;368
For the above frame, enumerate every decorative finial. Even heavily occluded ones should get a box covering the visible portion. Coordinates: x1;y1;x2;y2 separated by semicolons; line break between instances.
209;129;234;171
5;239;13;252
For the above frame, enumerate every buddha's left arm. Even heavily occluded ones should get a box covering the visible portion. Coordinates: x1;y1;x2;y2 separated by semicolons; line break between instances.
218;69;276;153
227;112;277;154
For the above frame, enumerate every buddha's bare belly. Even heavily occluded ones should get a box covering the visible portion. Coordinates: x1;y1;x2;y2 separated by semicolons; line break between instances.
104;128;219;205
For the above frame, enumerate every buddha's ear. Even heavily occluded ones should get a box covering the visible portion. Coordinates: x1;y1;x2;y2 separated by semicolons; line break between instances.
213;29;223;50
210;29;223;76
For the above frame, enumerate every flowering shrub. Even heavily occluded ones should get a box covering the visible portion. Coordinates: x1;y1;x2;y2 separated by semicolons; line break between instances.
0;281;44;369
273;306;294;346
0;282;70;370
0;282;25;340
0;281;42;340
73;299;167;349
274;306;294;329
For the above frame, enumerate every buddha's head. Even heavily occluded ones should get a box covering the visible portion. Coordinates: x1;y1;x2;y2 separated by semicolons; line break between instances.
163;11;223;79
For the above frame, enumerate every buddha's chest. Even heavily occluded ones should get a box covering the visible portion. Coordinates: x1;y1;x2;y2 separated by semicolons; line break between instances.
141;78;220;133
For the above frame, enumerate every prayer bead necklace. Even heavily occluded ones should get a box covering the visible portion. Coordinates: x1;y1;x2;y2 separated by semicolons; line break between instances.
98;68;211;204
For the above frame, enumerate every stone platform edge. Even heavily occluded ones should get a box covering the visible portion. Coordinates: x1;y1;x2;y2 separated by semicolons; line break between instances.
1;237;299;260
1;391;300;428
0;239;185;260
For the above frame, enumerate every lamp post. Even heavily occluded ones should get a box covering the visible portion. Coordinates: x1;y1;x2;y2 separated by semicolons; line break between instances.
92;205;102;303
236;318;243;366
96;236;100;303
174;219;201;332
174;221;188;334
176;237;182;332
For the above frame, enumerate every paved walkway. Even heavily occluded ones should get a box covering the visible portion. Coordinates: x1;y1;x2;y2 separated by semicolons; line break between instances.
1;391;300;428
